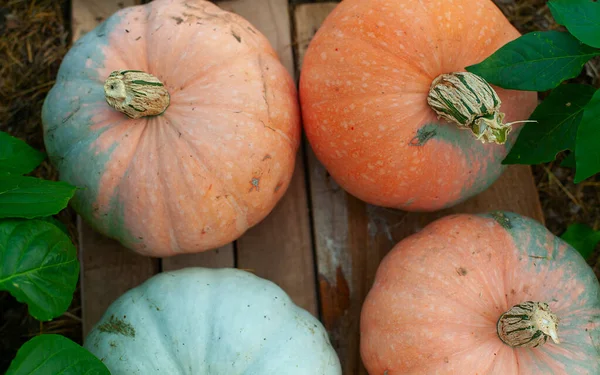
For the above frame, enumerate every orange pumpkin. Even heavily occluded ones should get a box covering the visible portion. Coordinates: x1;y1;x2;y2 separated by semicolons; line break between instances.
299;0;537;211
360;212;600;374
42;0;299;256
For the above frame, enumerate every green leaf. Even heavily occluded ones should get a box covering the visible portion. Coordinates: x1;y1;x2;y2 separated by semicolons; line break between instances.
0;220;79;321
466;31;600;91
0;132;45;175
561;223;600;260
503;84;595;164
38;216;70;236
0;176;76;219
549;0;600;48
6;334;110;375
561;151;576;168
575;89;600;182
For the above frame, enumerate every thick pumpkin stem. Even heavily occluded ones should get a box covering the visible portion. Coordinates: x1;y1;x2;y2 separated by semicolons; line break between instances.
497;301;560;348
104;70;170;119
427;72;535;145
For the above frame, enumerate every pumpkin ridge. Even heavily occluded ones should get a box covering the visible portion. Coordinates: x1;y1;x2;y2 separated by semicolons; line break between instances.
134;287;189;372
177;48;258;92
302;91;424;110
97;121;149;247
155;122;185;253
162;114;248;223
414;0;445;74
325;28;433;86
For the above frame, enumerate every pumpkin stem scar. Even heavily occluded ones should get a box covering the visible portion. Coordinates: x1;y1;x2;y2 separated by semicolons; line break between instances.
249;177;260;192
104;70;170;119
497;301;560;348
409;127;437;146
97;315;136;337
427;72;536;145
489;211;512;229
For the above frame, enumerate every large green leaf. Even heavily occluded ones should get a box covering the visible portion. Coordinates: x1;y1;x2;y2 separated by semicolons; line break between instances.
0;132;45;175
0;220;79;321
549;0;600;48
503;84;595;165
6;334;110;375
466;31;600;91
561;151;577;169
561;223;600;260
0;176;76;219
575;89;600;182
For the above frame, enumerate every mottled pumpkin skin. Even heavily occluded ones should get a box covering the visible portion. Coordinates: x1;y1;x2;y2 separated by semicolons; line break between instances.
361;212;600;374
42;0;300;256
84;268;342;374
299;0;537;211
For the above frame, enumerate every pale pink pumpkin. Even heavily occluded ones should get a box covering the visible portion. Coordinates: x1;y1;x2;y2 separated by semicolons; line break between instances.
42;0;300;256
361;212;600;374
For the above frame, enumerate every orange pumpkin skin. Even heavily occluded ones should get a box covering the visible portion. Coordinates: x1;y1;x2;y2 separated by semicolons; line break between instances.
360;212;600;374
42;0;300;256
299;0;537;211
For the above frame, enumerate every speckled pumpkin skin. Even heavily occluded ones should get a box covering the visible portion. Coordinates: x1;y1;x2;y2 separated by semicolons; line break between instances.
84;268;342;374
361;212;600;374
41;0;300;256
299;0;537;211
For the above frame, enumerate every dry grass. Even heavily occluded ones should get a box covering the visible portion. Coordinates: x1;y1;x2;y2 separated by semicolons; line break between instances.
0;0;80;371
0;0;599;371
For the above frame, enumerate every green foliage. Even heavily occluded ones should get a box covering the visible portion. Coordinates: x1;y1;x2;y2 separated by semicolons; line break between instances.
549;0;600;48
561;223;600;260
503;84;595;165
0;176;77;219
466;2;600;181
0;132;99;370
0;132;76;219
466;31;600;91
0;219;79;321
6;335;110;375
0;132;45;175
575;89;600;182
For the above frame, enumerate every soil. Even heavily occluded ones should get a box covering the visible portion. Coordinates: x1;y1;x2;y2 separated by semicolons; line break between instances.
1;0;598;371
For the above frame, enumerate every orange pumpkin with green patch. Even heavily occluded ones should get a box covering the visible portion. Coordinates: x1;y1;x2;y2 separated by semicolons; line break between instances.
42;0;300;256
299;0;537;211
361;212;600;374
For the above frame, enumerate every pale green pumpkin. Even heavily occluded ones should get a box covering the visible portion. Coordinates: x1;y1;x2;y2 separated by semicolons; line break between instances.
84;268;341;374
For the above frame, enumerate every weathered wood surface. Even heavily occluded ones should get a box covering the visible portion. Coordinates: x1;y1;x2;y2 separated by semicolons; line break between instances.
293;2;545;374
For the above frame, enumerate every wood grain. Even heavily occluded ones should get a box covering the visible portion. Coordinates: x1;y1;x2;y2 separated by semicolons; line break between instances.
161;245;235;271
294;2;544;373
221;0;318;316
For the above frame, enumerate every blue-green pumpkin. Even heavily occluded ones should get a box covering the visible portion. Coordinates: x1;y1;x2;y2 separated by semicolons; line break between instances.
84;268;342;374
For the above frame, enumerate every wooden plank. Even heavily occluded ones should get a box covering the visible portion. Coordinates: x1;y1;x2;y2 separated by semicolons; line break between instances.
78;218;159;336
219;0;318;316
161;245;235;271
71;0;132;42
73;0;157;338
294;3;545;374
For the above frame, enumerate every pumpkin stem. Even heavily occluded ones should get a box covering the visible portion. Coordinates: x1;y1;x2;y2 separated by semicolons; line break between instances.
426;72;536;145
104;70;170;119
497;301;560;348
